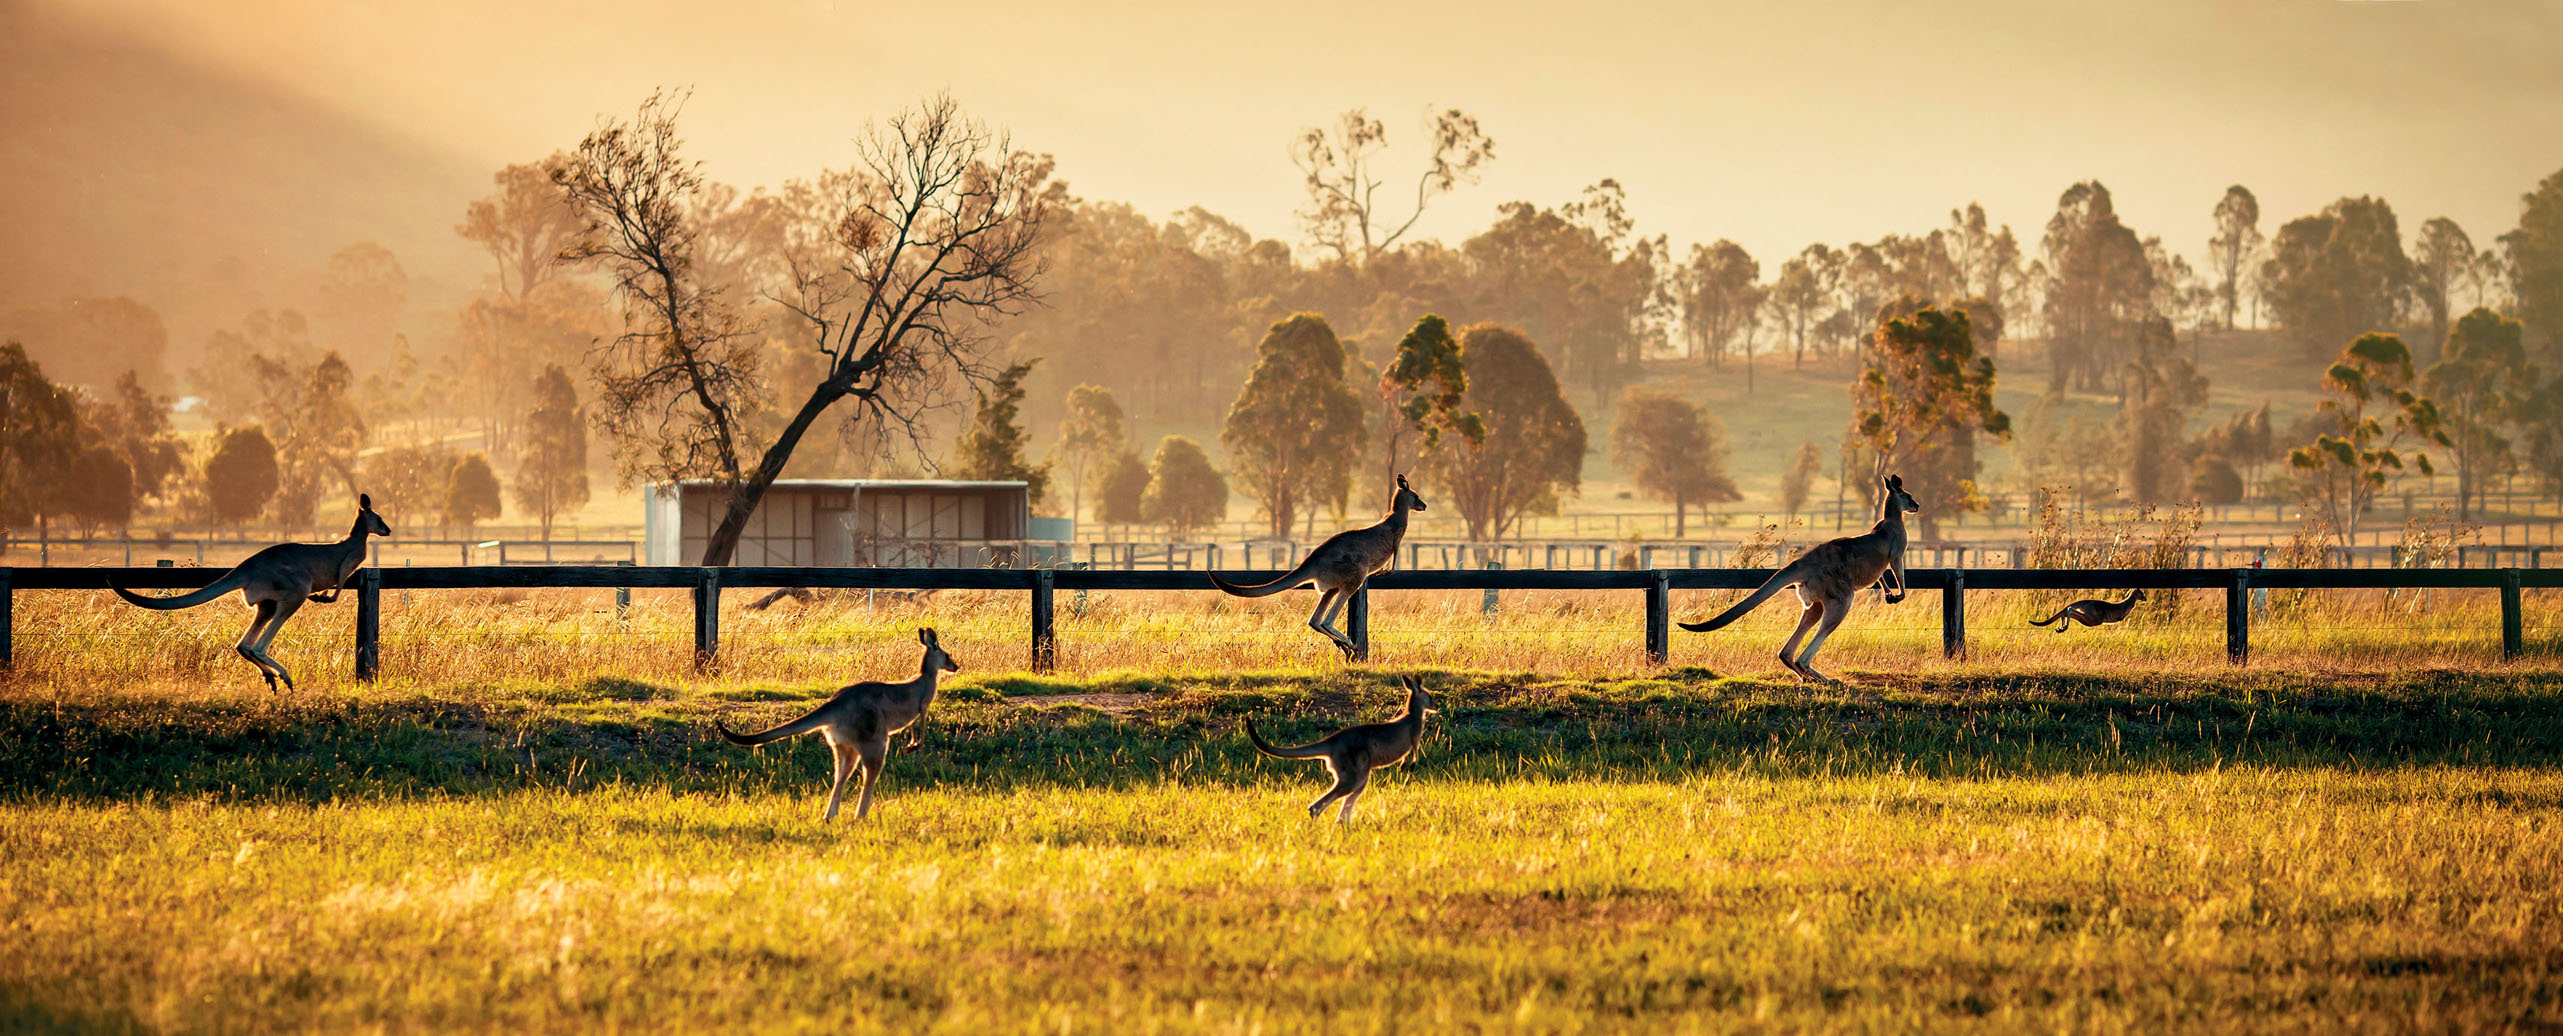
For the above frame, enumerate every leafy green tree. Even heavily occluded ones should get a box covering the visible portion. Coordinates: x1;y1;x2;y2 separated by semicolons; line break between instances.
1094;449;1149;527
0;342;80;537
1376;315;1481;483
260;350;366;528
443;453;504;534
1221;314;1365;538
952;360;1052;509
2261;197;2414;359
1419;324;1586;541
1608;386;1738;536
2504;167;2563;355
1849;306;2011;538
1780;441;1825;519
513;364;590;539
2287;333;2449;539
2424;308;2535;519
2207;186;2263;330
1050;384;1126;523
203;426;280;527
1141;435;1227;537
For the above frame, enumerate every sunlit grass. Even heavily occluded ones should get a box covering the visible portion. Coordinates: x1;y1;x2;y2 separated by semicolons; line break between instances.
6;592;2563;1031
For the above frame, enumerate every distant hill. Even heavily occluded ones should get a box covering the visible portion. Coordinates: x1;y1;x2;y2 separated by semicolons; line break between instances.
0;3;488;368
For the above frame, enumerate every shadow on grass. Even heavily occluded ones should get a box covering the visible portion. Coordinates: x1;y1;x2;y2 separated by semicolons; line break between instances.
6;668;2563;803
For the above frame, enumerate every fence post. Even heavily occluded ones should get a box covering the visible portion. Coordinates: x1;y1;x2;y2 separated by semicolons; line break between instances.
2502;567;2524;660
354;567;381;681
0;568;12;670
2226;568;2250;666
1346;584;1370;662
1940;571;1966;660
1645;570;1669;664
614;560;632;620
1030;568;1056;673
692;568;721;668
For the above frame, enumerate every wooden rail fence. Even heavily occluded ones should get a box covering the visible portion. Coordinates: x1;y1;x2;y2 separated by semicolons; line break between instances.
4;565;2556;677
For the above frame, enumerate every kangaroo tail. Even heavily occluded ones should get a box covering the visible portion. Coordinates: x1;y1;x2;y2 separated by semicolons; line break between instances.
1244;718;1326;759
1678;558;1809;632
1208;554;1320;599
110;568;249;611
2029;609;2068;627
716;706;829;748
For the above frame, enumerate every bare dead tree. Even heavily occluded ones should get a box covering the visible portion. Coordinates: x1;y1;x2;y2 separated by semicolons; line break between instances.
555;91;1055;566
743;95;1058;565
1291;107;1493;266
553;90;766;512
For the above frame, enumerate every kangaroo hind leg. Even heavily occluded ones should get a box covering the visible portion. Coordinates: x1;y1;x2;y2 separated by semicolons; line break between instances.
236;599;286;691
1308;587;1354;658
1775;598;1822;679
1793;595;1853;685
820;741;855;822
851;738;888;821
1307;758;1358;818
251;594;306;691
1334;767;1374;822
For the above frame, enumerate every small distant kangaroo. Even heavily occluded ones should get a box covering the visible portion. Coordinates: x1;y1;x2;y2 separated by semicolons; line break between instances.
2030;590;2146;632
1679;474;1919;683
111;493;393;691
1245;674;1437;821
1208;474;1426;659
716;627;959;822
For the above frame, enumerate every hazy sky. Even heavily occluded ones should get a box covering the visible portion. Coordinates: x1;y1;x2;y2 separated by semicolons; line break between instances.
40;0;2563;269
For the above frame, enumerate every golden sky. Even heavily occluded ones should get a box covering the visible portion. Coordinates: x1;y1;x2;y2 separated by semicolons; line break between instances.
37;0;2563;269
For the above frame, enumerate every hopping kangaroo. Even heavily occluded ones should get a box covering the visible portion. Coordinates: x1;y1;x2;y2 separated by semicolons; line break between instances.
1679;474;1919;683
1208;474;1426;659
2030;590;2146;632
111;493;392;691
716;627;959;822
1245;675;1437;821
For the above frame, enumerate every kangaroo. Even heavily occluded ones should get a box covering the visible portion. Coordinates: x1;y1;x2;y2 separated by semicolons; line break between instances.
1246;675;1437;821
2030;590;2146;632
715;627;959;822
111;493;393;691
1209;474;1426;659
1679;474;1919;683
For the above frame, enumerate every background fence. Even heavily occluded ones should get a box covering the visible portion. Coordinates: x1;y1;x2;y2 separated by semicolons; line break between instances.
10;564;2557;678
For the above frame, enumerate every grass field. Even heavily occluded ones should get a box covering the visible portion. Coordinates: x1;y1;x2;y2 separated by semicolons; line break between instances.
6;590;2563;1032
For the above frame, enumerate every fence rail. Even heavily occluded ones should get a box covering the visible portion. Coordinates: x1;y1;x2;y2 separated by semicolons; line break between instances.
6;565;2555;677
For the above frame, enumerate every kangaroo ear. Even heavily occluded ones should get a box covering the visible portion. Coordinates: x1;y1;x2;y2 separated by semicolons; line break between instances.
360;493;373;510
918;627;935;646
1396;473;1410;489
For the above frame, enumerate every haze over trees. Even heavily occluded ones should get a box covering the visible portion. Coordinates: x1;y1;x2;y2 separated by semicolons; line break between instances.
513;364;590;539
1608;386;1739;536
1141;435;1227;537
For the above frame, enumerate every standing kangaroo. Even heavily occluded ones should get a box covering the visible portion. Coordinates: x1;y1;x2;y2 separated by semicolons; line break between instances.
1679;474;1919;683
2030;590;2146;632
716;627;959;822
1245;675;1437;821
111;493;392;691
1208;474;1426;659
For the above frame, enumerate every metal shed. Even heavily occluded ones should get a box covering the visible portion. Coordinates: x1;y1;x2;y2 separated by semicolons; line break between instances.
644;479;1064;568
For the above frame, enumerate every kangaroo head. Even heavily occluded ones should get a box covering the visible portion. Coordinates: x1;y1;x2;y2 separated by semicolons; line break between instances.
357;493;393;537
1394;474;1427;513
1882;474;1918;515
2129;589;2148;603
1400;674;1438;716
918;626;959;673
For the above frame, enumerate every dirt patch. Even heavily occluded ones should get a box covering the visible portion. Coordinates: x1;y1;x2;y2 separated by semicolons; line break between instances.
1005;691;1156;714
